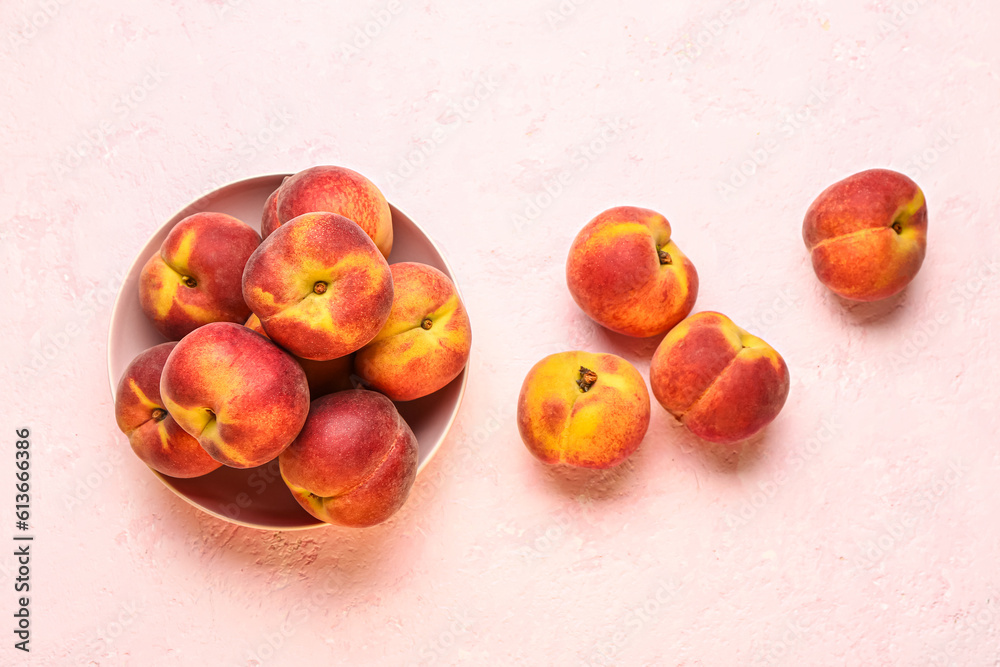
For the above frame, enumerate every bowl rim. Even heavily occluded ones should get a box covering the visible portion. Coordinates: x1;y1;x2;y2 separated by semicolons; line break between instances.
106;172;470;531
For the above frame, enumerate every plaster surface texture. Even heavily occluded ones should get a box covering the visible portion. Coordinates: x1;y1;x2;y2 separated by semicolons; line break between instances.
1;1;998;665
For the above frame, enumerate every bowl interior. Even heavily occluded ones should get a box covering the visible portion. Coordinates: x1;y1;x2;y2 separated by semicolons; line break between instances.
107;174;467;530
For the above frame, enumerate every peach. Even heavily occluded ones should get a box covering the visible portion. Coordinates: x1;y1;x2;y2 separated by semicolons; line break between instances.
803;168;928;301
114;342;221;478
245;314;355;397
260;185;282;239
517;351;650;468
160;322;310;468
566;206;698;338
649;311;789;444
261;165;393;258
279;390;418;527
242;212;394;361
354;262;471;401
139;212;261;340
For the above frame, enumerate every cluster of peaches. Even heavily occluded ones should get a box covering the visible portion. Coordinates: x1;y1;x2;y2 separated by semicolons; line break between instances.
518;168;928;468
113;166;472;527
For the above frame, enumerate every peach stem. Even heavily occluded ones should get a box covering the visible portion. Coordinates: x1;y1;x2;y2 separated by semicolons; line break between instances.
151;408;168;422
576;366;598;393
657;249;672;265
421;318;433;330
313;282;328;295
181;276;197;288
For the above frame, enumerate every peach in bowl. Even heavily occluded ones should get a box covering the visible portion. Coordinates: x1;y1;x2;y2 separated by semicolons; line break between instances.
107;174;469;530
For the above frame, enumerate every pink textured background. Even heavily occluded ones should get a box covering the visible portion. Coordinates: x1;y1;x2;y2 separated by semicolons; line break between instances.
3;1;999;665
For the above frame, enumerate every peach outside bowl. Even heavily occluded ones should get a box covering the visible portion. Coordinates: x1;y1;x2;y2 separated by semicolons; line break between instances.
107;174;469;530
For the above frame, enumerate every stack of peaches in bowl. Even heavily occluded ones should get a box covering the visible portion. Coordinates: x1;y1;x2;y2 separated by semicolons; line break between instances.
109;167;471;530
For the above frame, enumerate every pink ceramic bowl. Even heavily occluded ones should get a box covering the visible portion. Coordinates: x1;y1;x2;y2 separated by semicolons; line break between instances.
107;174;468;530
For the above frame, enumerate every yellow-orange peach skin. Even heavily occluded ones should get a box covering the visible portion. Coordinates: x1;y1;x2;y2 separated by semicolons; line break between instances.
139;212;261;340
517;351;650;469
355;262;471;401
279;390;418;527
262;165;393;258
649;312;789;444
243;212;394;361
566;206;698;338
114;342;221;478
159;322;310;468
803;168;927;301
